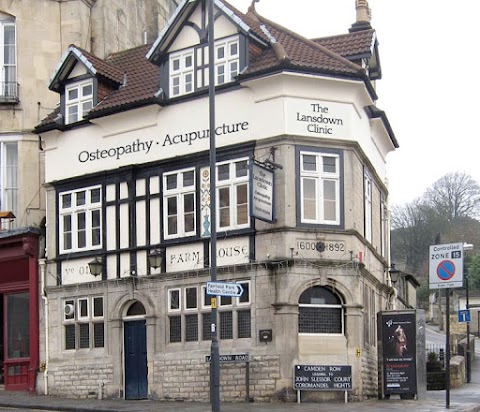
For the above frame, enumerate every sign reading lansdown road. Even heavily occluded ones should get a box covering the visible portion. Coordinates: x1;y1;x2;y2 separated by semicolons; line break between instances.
205;353;250;363
294;365;352;391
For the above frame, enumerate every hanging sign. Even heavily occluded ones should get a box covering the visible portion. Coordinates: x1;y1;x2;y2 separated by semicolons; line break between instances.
250;162;274;223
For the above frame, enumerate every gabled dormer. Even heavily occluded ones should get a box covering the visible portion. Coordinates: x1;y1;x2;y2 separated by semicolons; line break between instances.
48;45;124;127
146;0;269;99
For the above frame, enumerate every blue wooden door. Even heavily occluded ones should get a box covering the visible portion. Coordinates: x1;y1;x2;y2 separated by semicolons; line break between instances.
124;320;147;399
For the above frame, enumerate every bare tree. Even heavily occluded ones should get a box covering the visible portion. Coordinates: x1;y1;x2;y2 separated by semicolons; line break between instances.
424;172;480;220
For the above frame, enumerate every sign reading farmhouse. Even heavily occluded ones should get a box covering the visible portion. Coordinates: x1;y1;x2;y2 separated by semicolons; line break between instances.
205;353;250;363
294;365;352;391
429;242;464;289
250;162;274;222
206;281;244;297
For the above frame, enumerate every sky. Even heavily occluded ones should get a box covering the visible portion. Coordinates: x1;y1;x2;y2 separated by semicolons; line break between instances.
227;0;480;207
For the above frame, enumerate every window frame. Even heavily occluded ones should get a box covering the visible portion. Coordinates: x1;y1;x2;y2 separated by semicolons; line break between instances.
65;79;94;125
0;18;17;100
216;158;250;231
63;296;105;351
215;37;239;86
58;185;102;254
163;168;196;239
169;50;194;97
364;169;373;243
0;141;18;225
298;286;344;336
298;148;342;227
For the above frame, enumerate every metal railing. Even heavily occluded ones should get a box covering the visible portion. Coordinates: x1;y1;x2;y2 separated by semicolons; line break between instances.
0;81;19;102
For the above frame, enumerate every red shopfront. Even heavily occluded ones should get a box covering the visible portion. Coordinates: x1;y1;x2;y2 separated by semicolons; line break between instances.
0;229;40;392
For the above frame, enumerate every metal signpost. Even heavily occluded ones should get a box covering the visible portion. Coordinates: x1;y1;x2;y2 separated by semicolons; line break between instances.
429;242;464;409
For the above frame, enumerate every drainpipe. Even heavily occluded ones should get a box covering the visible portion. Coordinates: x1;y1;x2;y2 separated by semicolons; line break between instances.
39;259;49;395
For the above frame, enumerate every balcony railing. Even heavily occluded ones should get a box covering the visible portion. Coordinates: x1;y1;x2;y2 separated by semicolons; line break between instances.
0;81;19;103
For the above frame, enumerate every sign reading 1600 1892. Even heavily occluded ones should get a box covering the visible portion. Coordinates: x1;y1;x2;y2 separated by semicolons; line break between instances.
429;242;464;289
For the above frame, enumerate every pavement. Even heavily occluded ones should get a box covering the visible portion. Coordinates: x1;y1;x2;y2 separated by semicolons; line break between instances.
0;328;479;412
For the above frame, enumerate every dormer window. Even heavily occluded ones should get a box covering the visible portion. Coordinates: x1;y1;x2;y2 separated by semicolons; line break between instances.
215;38;239;85
170;51;194;97
65;80;93;124
167;35;241;98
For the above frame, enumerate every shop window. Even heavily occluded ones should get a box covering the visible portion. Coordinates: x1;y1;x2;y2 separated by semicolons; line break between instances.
59;186;102;253
163;168;196;239
63;296;104;350
168;281;251;343
300;151;340;225
298;286;344;334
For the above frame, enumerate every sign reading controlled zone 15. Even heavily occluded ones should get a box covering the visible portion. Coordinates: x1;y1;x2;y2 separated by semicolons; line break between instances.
429;242;464;289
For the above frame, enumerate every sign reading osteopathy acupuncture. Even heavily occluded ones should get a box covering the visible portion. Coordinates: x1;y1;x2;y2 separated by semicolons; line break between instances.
250;162;274;222
429;242;464;289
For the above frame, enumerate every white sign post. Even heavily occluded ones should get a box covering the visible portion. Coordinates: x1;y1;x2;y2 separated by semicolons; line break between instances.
429;242;464;289
206;281;244;297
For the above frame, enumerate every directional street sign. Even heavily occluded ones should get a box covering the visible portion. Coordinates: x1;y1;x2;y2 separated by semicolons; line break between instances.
429;242;464;289
206;281;244;297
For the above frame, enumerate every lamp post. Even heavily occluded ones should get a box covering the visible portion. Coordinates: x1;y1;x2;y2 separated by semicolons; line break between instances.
463;243;473;383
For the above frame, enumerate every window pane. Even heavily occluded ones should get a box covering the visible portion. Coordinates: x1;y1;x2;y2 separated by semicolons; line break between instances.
185;314;198;342
236;184;248;225
166;174;177;190
93;297;103;317
303;178;316;220
299;307;342;334
91;188;101;203
173;59;180;71
79;323;89;348
62;194;71;208
236;161;248;178
238;310;251;338
169;290;180;310
323;156;337;173
230;43;238;56
68;89;78;100
220;311;233;340
323;180;337;221
183;171;194;187
220;296;232;306
7;292;30;358
299;286;341;305
76;191;86;206
79;299;88;317
82;84;93;96
217;46;225;59
202;313;212;341
91;210;101;246
302;155;317;171
219;187;230;227
185;287;197;309
185;55;193;67
93;323;104;348
65;324;76;350
218;164;229;181
169;316;181;343
239;283;249;303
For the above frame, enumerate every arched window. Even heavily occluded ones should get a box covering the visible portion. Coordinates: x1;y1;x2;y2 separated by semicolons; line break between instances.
298;286;344;334
126;301;146;317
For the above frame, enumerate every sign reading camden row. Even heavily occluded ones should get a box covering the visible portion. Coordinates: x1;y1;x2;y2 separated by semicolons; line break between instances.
294;365;352;391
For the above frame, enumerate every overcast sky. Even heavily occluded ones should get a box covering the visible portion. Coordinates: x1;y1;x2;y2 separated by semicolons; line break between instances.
227;0;480;206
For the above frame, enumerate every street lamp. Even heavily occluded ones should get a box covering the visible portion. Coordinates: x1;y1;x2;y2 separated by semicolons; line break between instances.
463;242;473;383
389;263;401;286
148;249;164;270
88;257;103;277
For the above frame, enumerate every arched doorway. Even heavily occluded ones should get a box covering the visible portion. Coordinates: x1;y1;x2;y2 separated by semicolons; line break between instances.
123;301;147;399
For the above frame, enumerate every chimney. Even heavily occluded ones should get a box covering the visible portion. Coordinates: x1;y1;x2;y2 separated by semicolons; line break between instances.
350;0;372;32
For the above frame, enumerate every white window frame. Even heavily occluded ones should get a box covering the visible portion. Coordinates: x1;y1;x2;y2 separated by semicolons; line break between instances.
215;37;239;85
65;79;93;124
1;18;16;99
364;170;372;242
168;288;181;312
163;168;196;239
184;286;198;311
0;141;18;224
216;158;249;231
169;50;194;97
77;298;89;321
59;185;102;253
300;151;340;225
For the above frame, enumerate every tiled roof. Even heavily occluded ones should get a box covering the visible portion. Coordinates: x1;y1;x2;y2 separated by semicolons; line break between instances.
91;44;161;115
36;0;373;131
313;30;376;59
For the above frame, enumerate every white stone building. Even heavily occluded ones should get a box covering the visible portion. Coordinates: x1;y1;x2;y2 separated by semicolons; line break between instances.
35;0;408;402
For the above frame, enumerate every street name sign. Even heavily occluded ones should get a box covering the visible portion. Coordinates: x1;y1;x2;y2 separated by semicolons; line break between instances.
206;281;244;297
429;242;464;289
205;353;250;363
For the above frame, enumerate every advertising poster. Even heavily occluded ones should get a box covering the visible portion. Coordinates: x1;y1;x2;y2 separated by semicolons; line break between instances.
381;312;417;395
